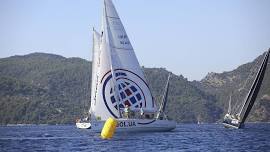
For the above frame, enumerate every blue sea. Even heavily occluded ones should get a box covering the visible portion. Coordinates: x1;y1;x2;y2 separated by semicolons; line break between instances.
0;123;270;152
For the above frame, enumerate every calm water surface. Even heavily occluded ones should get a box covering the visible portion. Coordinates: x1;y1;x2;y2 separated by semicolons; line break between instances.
0;123;269;152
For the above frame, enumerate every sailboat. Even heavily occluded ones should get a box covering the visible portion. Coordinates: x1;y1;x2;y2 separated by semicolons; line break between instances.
77;0;176;132
223;49;270;129
75;29;101;129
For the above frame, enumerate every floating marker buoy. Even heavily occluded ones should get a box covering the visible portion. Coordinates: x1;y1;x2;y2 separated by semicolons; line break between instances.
101;117;117;139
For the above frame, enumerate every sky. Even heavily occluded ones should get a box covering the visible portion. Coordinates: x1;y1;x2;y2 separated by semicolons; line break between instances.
0;0;270;80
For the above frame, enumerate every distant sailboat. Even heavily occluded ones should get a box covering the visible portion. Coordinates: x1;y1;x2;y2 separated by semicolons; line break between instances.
76;28;101;129
156;73;171;120
223;49;270;129
197;115;202;125
77;0;176;132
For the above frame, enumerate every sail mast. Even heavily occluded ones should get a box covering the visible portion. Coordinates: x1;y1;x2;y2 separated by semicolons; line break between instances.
239;50;270;125
103;0;122;117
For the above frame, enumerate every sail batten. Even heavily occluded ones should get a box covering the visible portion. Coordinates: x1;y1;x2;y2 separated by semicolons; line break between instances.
112;47;133;50
106;16;120;19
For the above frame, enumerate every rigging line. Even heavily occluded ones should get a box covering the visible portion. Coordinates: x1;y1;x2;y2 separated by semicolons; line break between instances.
238;59;260;92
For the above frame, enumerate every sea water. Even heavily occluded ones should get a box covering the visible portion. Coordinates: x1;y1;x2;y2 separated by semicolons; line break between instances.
0;123;269;151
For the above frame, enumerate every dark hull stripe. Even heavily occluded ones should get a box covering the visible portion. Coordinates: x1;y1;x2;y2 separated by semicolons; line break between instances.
137;119;156;125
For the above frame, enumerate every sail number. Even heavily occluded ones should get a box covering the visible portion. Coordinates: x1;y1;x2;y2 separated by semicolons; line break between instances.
118;35;127;39
117;121;136;127
118;35;130;45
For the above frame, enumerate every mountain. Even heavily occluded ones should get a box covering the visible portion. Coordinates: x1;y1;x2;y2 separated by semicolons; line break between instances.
0;53;92;124
193;51;270;122
144;68;221;123
0;51;269;124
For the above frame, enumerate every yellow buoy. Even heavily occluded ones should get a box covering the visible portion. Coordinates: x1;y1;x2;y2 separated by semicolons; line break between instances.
101;117;118;139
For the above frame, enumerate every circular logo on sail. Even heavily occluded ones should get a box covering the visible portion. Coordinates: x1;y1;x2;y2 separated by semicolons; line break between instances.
101;69;153;118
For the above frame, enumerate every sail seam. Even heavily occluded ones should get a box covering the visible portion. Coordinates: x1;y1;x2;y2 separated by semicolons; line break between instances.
106;16;120;19
112;47;133;51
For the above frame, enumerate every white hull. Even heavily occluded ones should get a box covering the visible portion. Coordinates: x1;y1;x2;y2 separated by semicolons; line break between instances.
222;122;240;129
90;119;176;133
76;122;91;129
223;114;242;129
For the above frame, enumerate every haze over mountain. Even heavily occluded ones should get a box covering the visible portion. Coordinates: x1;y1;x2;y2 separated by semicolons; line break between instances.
0;51;269;124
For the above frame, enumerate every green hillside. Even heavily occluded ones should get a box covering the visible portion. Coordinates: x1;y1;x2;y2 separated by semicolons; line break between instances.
0;53;91;124
193;51;270;122
0;51;269;124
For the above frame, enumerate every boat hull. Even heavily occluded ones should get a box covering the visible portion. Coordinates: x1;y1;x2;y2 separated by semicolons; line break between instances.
223;114;244;129
222;120;244;129
76;122;91;129
90;119;176;133
222;122;240;129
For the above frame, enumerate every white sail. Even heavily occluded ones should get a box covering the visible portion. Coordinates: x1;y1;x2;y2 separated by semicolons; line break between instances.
228;94;232;114
93;0;156;120
90;29;101;114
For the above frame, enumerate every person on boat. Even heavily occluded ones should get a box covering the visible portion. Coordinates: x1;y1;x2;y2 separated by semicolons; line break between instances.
76;118;81;123
159;114;164;120
124;104;130;118
139;107;144;119
83;116;89;122
140;107;144;115
236;114;241;120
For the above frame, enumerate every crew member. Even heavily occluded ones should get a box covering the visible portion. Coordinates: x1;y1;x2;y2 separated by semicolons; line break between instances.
124;104;130;118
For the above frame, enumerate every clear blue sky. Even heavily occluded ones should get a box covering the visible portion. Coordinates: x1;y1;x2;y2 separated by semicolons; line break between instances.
1;0;269;80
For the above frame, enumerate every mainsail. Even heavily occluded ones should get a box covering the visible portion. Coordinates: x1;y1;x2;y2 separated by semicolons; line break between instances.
227;94;232;115
238;50;270;126
92;0;156;120
223;50;270;129
90;29;101;114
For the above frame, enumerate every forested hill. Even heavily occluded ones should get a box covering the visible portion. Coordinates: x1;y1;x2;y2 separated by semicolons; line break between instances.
0;52;269;124
193;51;270;122
0;53;91;124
